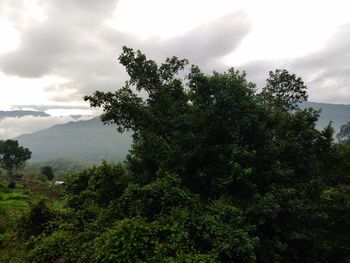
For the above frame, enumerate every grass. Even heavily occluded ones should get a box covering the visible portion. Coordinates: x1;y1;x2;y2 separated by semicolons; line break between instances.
0;192;30;209
0;178;65;262
0;192;30;208
0;238;27;263
0;200;29;207
52;198;65;209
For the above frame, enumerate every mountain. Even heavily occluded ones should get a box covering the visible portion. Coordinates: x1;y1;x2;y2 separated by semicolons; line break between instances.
16;117;132;163
301;102;350;134
12;102;350;163
0;110;49;119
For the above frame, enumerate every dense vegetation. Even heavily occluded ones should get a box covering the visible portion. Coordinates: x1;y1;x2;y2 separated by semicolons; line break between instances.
0;140;31;187
20;158;93;181
0;178;64;262
1;47;350;262
9;103;350;165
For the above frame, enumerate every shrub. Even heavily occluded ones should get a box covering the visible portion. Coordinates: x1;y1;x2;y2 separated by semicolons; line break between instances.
7;181;16;189
27;231;70;263
17;199;54;239
92;217;189;262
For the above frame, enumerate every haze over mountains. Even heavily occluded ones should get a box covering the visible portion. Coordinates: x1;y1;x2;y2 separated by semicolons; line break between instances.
0;101;349;163
0;110;49;119
15;117;132;163
302;102;350;132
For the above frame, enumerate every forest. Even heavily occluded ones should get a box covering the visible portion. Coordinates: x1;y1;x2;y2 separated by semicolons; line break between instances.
0;47;349;262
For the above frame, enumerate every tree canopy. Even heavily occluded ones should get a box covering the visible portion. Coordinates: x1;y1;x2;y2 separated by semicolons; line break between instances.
17;47;350;262
337;121;350;144
0;140;31;184
40;166;54;181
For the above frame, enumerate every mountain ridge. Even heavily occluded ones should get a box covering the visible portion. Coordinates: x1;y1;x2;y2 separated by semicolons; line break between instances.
301;102;350;132
16;117;132;163
0;110;49;119
12;101;350;163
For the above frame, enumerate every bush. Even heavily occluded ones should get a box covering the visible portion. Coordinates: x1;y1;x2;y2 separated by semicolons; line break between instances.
119;172;191;218
7;181;15;189
66;162;129;209
17;199;54;239
27;231;70;263
92;217;189;262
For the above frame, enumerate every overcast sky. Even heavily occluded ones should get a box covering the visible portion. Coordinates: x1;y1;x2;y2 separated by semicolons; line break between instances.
1;0;350;113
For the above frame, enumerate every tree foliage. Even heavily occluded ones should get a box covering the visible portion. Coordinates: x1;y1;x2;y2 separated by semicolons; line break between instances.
18;47;350;262
40;166;54;181
337;121;350;144
0;140;31;184
260;69;308;110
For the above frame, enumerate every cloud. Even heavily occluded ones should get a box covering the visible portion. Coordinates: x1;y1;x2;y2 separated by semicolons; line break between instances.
239;22;350;103
0;0;251;103
12;104;91;111
117;12;251;71
0;0;119;77
1;0;350;106
0;0;122;102
291;23;350;103
0;115;76;140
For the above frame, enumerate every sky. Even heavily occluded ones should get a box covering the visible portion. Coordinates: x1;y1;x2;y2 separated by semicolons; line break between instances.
0;0;350;114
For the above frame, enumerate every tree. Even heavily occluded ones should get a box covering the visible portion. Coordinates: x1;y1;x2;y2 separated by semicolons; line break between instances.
337;121;350;144
83;47;343;261
0;140;31;185
260;69;308;110
23;48;349;262
40;166;54;181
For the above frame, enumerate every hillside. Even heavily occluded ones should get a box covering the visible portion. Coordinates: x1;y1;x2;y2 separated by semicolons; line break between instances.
11;102;350;163
16;117;132;163
302;102;350;133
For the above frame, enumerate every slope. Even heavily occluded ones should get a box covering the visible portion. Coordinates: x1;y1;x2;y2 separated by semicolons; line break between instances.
16;117;132;163
302;102;350;133
13;102;350;163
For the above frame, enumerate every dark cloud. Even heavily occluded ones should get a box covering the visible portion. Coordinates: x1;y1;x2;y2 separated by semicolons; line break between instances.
1;0;119;77
1;22;77;77
0;0;251;101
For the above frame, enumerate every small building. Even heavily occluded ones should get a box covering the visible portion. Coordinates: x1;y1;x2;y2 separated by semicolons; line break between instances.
54;181;65;186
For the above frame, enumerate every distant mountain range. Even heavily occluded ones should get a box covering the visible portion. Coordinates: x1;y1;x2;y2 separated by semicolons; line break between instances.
9;102;350;163
302;102;350;133
16;117;132;163
0;110;49;119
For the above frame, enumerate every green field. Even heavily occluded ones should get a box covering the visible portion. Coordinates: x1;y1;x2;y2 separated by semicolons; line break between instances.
0;180;63;262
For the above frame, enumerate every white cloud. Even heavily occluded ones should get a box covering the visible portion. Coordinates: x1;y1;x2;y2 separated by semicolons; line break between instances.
0;18;20;54
45;108;95;117
0;115;75;140
226;0;350;65
239;22;350;104
0;0;349;106
112;0;245;39
0;72;78;106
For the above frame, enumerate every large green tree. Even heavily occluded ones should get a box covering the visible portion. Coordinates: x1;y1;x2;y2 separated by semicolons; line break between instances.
19;47;349;262
0;140;31;184
83;47;344;261
260;68;308;110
